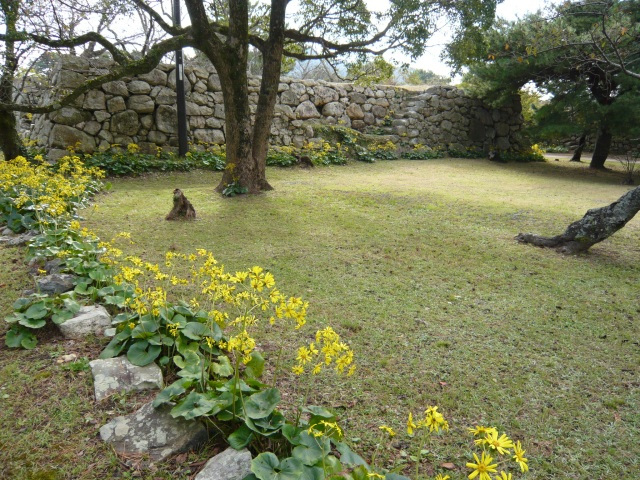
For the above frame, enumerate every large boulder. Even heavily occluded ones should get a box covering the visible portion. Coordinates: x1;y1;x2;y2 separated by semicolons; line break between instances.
195;448;252;480
49;107;90;126
111;110;140;136
295;100;321;119
313;86;339;107
107;96;126;113
50;125;96;152
58;305;111;338
36;273;75;295
155;105;177;134
127;95;155;114
99;402;208;463
127;80;152;95
345;103;365;120
194;129;225;144
138;69;168;87
83;90;106;110
322;102;345;117
89;356;163;401
102;81;129;96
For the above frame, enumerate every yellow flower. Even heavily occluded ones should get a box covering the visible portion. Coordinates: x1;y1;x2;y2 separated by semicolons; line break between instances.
496;472;512;480
512;441;529;472
435;475;451;480
379;425;396;437
367;473;384;479
424;405;447;433
312;363;322;375
292;365;304;375
483;431;514;455
468;426;498;437
407;412;417;435
296;347;312;365
466;451;498;480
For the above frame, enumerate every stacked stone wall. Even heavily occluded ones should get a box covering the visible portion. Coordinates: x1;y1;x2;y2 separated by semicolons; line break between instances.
29;56;524;159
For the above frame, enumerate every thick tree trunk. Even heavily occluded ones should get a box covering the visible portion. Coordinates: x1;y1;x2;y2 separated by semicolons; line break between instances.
0;109;26;160
249;0;287;192
185;0;287;194
570;133;586;162
516;186;640;253
0;0;26;161
590;126;612;169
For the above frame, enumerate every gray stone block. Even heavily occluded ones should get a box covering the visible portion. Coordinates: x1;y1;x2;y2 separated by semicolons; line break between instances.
89;356;163;401
36;273;75;295
195;448;252;480
58;305;111;338
100;402;208;463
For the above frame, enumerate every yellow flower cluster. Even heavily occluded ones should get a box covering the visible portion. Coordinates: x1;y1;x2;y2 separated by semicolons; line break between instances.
467;426;529;479
109;246;316;369
370;140;396;152
0;155;103;223
307;420;343;439
292;326;355;376
407;406;449;435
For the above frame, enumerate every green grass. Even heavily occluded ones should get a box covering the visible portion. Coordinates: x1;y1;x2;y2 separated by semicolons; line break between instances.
2;157;640;479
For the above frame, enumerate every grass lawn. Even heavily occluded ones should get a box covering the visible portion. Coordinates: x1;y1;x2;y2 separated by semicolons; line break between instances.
2;157;639;479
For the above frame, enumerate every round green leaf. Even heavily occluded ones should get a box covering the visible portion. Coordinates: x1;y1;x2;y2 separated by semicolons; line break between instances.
127;340;161;366
18;315;47;329
252;453;304;480
183;322;206;340
25;302;49;320
244;388;281;419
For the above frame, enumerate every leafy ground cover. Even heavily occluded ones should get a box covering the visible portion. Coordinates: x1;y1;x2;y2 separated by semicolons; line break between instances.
2;157;639;479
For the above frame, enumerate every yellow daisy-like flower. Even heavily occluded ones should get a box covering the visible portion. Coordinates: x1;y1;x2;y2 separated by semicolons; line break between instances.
512;441;529;472
468;426;498;437
379;425;396;437
496;471;512;480
435;475;451;480
407;412;417;436
466;451;498;480
292;365;304;375
483;431;514;455
367;473;384;479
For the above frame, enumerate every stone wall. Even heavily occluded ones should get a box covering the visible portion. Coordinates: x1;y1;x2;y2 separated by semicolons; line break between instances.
29;56;524;160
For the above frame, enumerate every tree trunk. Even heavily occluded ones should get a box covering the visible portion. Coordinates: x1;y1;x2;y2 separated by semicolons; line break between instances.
184;0;287;194
248;0;287;192
570;133;586;162
516;186;640;253
590;126;612;169
0;0;27;161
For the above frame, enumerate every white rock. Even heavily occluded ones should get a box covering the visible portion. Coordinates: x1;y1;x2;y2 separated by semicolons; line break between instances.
58;305;112;339
195;448;252;480
89;356;163;401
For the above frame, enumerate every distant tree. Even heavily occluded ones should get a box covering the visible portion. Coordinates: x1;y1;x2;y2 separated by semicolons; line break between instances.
451;0;640;169
404;68;451;85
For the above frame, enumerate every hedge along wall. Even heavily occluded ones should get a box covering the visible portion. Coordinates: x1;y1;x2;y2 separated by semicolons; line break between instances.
28;55;524;160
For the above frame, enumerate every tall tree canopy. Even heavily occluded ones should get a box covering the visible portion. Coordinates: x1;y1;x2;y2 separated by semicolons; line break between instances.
0;0;500;193
452;0;640;169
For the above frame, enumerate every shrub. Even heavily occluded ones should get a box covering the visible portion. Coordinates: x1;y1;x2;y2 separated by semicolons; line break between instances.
83;144;226;176
0;155;104;233
402;144;445;160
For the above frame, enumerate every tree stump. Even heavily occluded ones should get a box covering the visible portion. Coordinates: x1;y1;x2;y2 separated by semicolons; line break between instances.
516;186;640;253
165;189;196;220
